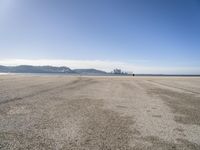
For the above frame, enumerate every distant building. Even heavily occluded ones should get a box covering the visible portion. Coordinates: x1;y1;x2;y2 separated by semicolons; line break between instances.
113;69;122;74
112;68;131;76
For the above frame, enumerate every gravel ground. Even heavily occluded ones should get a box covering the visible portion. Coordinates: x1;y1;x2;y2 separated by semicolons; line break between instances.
0;75;200;150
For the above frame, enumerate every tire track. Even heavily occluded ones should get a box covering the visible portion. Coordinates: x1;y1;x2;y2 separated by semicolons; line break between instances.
0;78;95;105
0;81;55;94
146;80;200;95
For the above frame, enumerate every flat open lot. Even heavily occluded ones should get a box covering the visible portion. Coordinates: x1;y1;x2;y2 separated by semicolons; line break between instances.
0;75;200;149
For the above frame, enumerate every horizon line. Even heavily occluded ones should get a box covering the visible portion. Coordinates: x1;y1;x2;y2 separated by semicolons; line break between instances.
0;59;200;74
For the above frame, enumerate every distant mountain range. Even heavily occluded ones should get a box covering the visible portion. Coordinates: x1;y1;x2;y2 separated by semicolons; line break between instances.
0;65;108;75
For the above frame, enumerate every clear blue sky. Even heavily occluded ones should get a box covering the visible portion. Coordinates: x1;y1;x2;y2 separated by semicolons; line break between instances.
0;0;200;73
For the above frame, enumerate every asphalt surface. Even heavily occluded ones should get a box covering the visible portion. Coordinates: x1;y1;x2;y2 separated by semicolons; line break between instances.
0;75;200;150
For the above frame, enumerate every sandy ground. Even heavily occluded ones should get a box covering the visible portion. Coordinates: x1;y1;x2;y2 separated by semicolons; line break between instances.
0;75;200;150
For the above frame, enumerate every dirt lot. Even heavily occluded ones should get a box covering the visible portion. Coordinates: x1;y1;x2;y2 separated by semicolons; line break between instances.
0;75;200;150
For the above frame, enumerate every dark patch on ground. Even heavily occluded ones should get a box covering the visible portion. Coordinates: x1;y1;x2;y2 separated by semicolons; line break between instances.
148;88;200;125
61;98;135;150
141;136;200;150
152;115;162;118
0;97;135;150
0;132;56;150
116;105;128;109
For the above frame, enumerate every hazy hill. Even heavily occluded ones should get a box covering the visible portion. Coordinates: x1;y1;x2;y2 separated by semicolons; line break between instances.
0;65;108;75
0;65;73;73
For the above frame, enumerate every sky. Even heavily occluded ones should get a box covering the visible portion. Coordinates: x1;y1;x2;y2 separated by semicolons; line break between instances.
0;0;200;74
